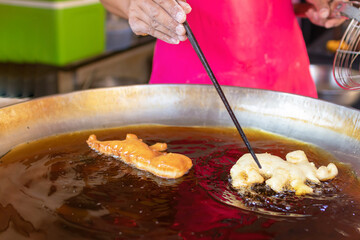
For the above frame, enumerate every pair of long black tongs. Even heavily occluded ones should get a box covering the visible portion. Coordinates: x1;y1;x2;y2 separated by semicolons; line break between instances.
183;21;262;169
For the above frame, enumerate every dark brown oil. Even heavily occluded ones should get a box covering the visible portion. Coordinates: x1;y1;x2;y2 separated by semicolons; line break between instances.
0;125;359;240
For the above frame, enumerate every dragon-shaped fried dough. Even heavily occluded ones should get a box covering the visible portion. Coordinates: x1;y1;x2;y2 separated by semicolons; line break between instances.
87;134;193;179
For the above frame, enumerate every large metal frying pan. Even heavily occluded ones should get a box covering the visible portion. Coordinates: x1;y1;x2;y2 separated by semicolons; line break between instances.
1;85;360;174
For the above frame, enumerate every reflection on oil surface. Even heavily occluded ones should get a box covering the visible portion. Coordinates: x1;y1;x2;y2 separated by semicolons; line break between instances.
0;126;359;239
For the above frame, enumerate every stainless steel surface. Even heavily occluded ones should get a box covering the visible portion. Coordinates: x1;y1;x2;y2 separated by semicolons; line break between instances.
336;1;360;22
293;1;360;19
310;64;360;105
293;1;360;90
0;63;58;97
1;85;360;175
0;42;154;98
333;2;360;90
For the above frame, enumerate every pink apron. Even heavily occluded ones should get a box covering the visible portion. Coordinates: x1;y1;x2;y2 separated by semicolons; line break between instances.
149;0;317;98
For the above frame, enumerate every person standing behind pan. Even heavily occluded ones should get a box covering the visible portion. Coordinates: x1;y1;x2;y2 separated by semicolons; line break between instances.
100;0;345;98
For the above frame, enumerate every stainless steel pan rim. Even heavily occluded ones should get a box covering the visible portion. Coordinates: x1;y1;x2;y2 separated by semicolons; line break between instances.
1;84;359;174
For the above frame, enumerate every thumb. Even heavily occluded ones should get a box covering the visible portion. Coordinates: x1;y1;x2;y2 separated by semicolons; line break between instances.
307;0;331;18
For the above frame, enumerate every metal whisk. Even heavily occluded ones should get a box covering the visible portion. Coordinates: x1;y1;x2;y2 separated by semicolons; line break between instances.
333;1;360;90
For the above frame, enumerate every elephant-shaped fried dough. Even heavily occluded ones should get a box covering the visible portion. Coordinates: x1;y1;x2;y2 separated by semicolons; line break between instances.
230;150;338;195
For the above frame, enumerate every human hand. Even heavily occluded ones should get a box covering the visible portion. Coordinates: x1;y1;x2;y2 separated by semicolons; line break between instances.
126;0;192;44
305;0;346;28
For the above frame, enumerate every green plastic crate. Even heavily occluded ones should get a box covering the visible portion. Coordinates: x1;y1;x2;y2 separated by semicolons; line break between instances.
0;0;105;66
